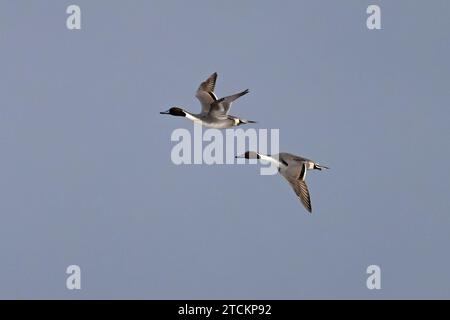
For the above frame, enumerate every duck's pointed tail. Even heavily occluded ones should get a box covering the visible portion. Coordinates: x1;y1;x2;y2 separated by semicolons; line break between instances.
314;163;330;170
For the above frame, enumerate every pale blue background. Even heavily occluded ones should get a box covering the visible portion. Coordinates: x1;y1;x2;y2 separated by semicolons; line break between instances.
0;0;449;299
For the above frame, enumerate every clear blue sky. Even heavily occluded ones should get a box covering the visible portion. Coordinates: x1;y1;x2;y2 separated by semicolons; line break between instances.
0;0;449;299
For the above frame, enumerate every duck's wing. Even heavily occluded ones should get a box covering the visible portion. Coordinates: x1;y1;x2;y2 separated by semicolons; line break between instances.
195;72;218;114
279;152;310;163
208;89;249;118
281;162;312;213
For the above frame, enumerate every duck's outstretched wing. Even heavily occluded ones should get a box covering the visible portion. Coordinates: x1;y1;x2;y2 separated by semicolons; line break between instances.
195;72;218;114
282;162;312;213
287;178;312;213
208;89;249;118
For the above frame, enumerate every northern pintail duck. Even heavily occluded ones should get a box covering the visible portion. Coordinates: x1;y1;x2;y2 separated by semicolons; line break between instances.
236;151;329;213
160;72;256;128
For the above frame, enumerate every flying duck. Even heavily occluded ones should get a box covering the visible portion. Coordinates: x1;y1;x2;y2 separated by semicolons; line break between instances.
236;151;329;213
160;72;256;128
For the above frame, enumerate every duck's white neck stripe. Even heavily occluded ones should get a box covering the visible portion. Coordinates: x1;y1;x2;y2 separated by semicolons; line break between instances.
258;154;283;167
185;112;202;123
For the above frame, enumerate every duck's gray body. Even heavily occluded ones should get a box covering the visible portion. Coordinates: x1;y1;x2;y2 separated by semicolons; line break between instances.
272;153;323;171
183;111;253;129
238;151;329;213
161;73;255;128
